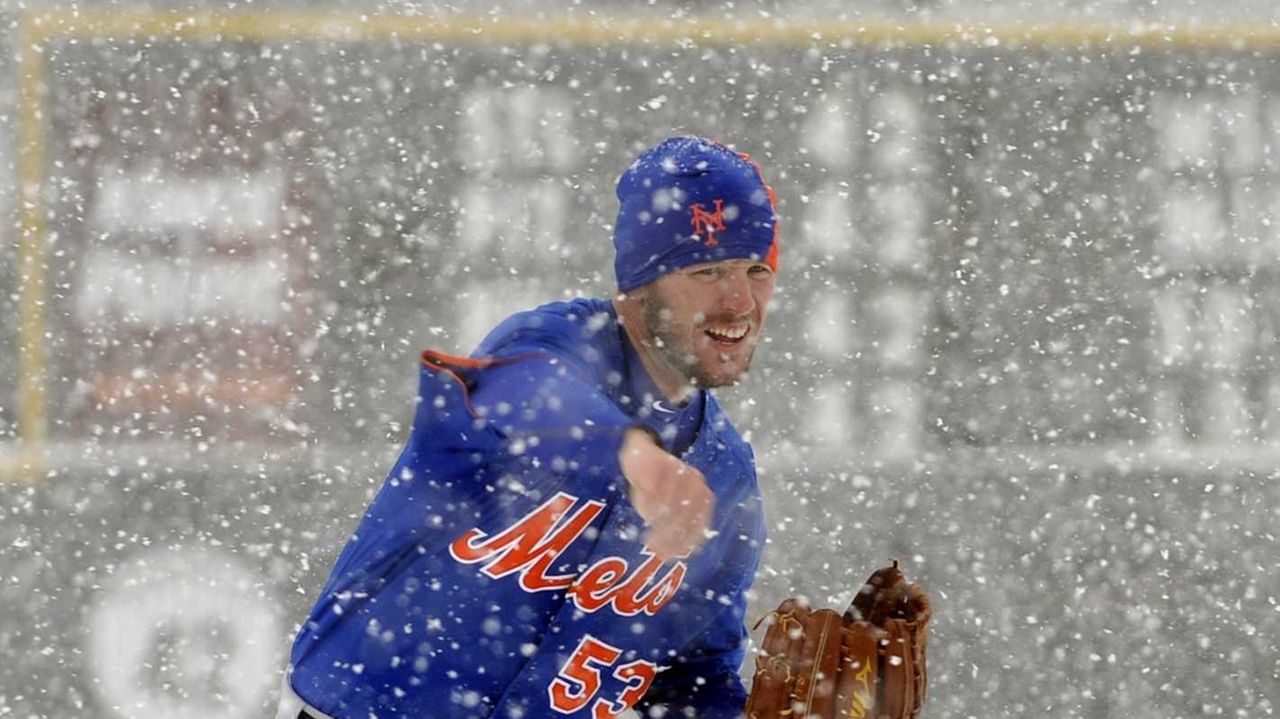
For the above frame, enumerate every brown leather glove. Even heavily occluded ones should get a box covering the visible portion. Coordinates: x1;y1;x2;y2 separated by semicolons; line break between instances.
745;560;932;719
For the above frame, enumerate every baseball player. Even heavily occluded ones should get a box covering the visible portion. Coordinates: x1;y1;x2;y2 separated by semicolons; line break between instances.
278;136;779;719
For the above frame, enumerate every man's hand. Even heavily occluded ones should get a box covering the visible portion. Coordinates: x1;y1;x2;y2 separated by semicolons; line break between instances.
617;427;714;561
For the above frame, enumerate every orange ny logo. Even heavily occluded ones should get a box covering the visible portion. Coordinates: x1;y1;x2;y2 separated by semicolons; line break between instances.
690;199;727;246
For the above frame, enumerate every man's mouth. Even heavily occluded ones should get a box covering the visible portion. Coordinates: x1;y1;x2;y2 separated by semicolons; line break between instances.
704;324;749;347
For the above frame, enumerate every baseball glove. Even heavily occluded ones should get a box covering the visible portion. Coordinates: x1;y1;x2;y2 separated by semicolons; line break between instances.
744;560;932;719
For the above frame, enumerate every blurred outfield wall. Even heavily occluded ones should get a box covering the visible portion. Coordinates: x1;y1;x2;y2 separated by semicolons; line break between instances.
0;11;1278;719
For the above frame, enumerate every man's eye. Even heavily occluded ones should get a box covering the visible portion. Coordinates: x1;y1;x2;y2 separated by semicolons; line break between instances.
748;265;772;276
694;268;719;277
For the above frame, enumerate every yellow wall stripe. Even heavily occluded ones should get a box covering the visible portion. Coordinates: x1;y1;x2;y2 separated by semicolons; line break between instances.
18;10;1280;50
11;14;51;481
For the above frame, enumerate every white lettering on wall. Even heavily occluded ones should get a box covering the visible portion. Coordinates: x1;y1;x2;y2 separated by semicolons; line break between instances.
75;250;287;327
78;169;288;328
91;169;283;235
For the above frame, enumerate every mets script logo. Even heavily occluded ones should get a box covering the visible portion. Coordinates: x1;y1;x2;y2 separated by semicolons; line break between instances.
690;199;727;246
449;492;687;617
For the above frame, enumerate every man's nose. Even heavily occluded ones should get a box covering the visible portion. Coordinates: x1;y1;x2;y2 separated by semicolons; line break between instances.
719;273;755;316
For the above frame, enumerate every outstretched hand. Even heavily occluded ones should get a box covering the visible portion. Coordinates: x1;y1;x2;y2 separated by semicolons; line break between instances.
617;427;714;561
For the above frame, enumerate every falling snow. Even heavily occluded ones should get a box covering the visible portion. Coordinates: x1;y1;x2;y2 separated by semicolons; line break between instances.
1;1;1279;718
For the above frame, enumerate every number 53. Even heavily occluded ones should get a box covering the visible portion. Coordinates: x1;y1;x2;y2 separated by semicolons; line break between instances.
548;635;660;718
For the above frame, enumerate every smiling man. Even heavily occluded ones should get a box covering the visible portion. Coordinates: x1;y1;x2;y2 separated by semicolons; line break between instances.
618;256;775;400
280;136;779;719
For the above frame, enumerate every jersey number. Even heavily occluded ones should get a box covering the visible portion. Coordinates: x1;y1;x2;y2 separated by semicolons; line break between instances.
548;635;659;718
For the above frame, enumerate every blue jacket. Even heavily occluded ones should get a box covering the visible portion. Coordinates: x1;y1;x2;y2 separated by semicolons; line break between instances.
288;298;766;719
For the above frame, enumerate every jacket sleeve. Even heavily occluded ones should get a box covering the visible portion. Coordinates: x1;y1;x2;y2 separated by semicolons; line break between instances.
468;353;639;473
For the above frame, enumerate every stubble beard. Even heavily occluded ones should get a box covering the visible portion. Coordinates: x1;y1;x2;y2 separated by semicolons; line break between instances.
640;294;755;389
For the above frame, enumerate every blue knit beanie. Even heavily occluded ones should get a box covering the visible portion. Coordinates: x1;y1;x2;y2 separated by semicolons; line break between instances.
613;136;779;292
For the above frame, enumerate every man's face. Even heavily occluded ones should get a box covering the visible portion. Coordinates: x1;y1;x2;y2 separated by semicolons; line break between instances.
638;258;776;389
